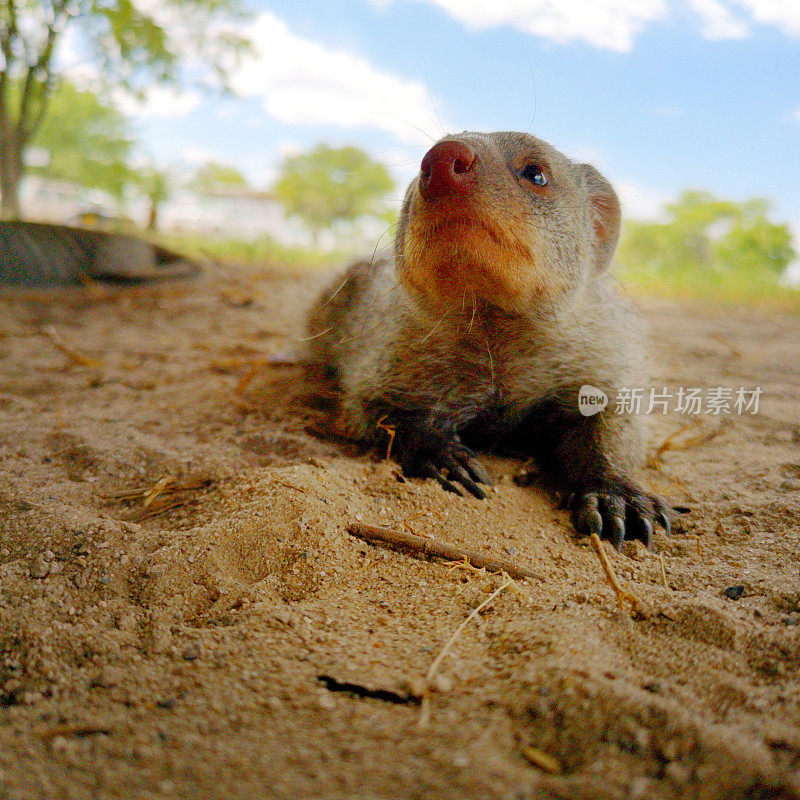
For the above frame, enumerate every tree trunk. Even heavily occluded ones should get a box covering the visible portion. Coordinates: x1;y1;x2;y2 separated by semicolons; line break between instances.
0;140;22;219
147;200;159;231
0;169;21;219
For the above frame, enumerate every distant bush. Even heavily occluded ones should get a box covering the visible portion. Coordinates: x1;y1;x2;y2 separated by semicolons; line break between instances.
615;190;799;310
617;190;796;276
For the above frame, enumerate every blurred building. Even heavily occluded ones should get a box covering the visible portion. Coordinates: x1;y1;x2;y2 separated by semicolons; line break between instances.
17;177;395;255
20;176;124;226
160;186;310;244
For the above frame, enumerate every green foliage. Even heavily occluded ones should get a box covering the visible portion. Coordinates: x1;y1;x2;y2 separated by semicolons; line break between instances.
617;190;796;277
616;259;800;313
73;0;251;92
272;144;395;241
163;231;344;271
135;165;172;230
189;161;249;195
0;0;251;216
30;81;135;199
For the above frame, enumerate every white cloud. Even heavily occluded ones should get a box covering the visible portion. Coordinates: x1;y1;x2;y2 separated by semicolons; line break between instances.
372;0;800;48
689;0;749;38
179;145;221;165
372;0;668;52
112;85;202;118
615;180;670;220
230;12;446;145
734;0;800;36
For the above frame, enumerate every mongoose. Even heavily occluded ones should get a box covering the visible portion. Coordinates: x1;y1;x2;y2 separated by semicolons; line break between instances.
307;131;670;549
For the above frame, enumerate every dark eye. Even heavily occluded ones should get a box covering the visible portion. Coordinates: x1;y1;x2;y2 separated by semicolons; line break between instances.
521;164;548;187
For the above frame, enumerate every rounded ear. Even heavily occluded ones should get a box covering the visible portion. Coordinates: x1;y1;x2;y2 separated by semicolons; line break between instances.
581;164;621;272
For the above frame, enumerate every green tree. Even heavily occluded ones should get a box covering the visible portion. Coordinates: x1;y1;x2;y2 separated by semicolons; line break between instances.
0;0;249;218
30;80;136;199
137;166;171;231
617;190;796;276
189;161;249;195
272;144;394;245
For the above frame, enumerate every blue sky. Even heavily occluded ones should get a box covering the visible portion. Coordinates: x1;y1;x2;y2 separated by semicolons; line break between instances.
83;0;800;237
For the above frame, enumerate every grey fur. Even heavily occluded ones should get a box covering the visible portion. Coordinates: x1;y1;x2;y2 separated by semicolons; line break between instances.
306;131;653;515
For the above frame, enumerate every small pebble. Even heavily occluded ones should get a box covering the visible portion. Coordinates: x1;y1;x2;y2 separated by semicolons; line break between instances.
521;746;561;774
29;556;50;579
665;761;691;783
722;585;745;600
628;777;653;800
182;644;201;661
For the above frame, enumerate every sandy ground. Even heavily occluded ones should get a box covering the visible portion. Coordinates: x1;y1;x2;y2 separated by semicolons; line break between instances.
0;264;799;800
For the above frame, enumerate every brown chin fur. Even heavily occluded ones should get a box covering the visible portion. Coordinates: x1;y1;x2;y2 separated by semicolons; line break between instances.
401;208;559;313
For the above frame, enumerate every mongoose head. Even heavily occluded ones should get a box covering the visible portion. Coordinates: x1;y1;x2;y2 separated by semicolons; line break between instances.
395;131;621;314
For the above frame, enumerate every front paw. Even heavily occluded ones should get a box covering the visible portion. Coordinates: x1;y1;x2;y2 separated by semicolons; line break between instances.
567;477;671;550
397;433;491;500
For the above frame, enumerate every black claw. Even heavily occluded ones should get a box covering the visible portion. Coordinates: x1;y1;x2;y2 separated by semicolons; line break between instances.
441;454;487;498
638;517;653;549
421;462;462;495
609;515;625;551
575;505;603;537
458;455;492;486
448;469;485;499
463;479;486;500
568;480;670;550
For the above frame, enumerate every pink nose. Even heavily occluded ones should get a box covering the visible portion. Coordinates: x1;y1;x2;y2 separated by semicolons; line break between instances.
418;140;477;201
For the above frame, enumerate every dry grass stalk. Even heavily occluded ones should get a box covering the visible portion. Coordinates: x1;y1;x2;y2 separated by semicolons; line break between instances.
104;472;216;521
659;553;670;590
418;576;513;728
40;325;104;369
376;416;396;461
648;419;729;468
348;522;544;582
589;532;641;611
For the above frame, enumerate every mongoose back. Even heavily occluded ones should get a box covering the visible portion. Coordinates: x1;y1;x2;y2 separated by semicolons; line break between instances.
307;131;669;548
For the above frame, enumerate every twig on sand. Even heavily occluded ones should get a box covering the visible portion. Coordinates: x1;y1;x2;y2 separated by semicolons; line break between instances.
589;533;641;611
347;522;544;582
37;722;112;739
418;576;513;728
